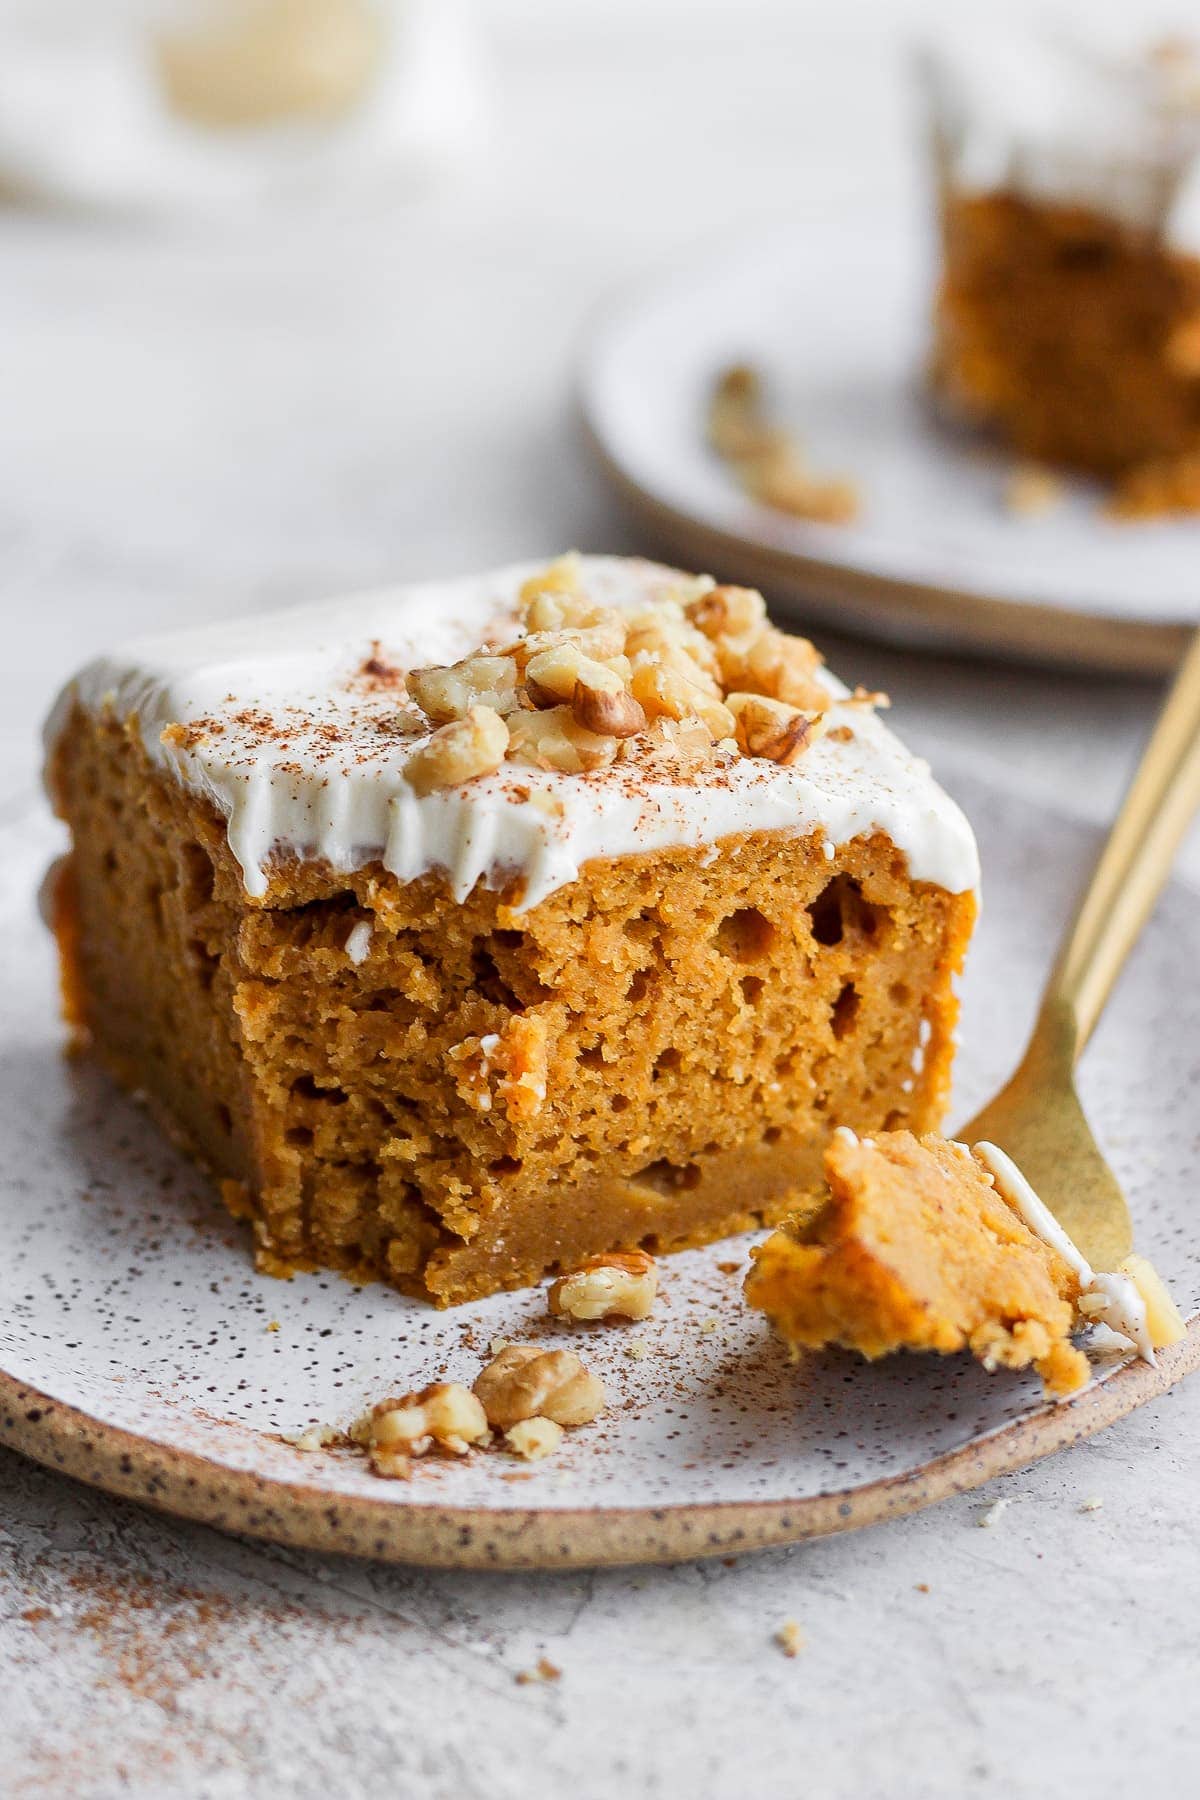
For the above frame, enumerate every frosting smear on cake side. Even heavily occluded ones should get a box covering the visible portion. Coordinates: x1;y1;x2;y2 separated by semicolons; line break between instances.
46;555;980;909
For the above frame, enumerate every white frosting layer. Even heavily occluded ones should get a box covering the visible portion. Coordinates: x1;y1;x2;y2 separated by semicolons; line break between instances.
974;1141;1154;1365
920;26;1200;252
45;555;980;911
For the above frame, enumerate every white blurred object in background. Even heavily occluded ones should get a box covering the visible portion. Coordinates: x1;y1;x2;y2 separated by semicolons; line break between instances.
920;20;1200;249
0;0;484;213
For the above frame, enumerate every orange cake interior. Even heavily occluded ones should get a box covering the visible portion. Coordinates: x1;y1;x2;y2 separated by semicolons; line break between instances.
746;1128;1090;1395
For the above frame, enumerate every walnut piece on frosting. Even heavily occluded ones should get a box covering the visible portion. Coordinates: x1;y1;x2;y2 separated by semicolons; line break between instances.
719;624;829;712
571;679;646;740
727;692;824;766
400;556;868;793
405;705;509;795
408;654;520;723
507;705;619;774
547;1250;659;1322
473;1343;606;1429
524;640;624;708
518;551;585;609
685;582;767;642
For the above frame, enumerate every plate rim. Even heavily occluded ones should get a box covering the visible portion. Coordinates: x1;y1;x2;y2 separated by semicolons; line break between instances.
574;235;1195;676
2;1331;1197;1570
581;411;1191;678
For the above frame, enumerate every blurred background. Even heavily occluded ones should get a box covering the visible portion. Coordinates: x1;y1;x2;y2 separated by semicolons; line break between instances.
3;0;1197;848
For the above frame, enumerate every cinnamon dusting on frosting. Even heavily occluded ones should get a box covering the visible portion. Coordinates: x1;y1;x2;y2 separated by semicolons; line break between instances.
46;556;980;909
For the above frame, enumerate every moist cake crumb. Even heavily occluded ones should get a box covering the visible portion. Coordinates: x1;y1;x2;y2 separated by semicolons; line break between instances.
746;1129;1092;1395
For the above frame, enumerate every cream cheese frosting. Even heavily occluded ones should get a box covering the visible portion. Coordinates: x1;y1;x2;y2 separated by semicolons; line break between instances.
44;555;980;911
974;1141;1154;1364
920;25;1200;252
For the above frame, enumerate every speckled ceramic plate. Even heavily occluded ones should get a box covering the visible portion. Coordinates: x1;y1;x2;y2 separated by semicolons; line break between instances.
579;225;1200;674
1;759;1198;1569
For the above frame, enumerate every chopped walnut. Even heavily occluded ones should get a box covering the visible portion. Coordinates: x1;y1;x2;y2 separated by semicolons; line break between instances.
629;659;734;741
392;556;876;793
408;654;520;724
406;705;509;794
707;364;788;462
518;552;584;610
284;1423;336;1452
516;610;627;668
746;448;860;524
719;626;829;712
629;657;696;721
507;705;618;773
504;1416;564;1460
523;588;612;634
848;684;890;709
639;711;727;775
708;363;861;522
685;583;767;642
548;1250;659;1322
1166;312;1200;376
524;641;624;708
359;1381;489;1472
727;692;822;765
473;1344;606;1429
1108;452;1200;520
624;608;722;691
571;679;646;739
369;1449;414;1481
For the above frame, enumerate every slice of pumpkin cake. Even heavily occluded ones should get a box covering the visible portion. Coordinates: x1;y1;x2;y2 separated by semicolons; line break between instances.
43;555;978;1304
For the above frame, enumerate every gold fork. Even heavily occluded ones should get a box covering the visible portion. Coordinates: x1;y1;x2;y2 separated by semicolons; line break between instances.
962;627;1200;1270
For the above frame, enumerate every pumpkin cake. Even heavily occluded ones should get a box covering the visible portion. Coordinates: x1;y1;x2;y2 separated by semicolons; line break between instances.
43;554;978;1305
923;31;1200;515
747;1128;1185;1396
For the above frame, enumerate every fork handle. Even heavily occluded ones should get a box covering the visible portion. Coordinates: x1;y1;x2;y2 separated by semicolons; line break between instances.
1038;625;1200;1061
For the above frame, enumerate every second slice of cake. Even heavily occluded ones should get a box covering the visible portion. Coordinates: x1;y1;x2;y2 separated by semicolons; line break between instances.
45;555;978;1303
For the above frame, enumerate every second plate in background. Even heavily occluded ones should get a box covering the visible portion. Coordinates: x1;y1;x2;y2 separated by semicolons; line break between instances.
579;222;1200;673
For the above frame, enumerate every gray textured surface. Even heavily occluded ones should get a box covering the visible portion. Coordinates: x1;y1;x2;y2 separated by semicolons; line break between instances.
2;4;1199;1794
4;1393;1199;1800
